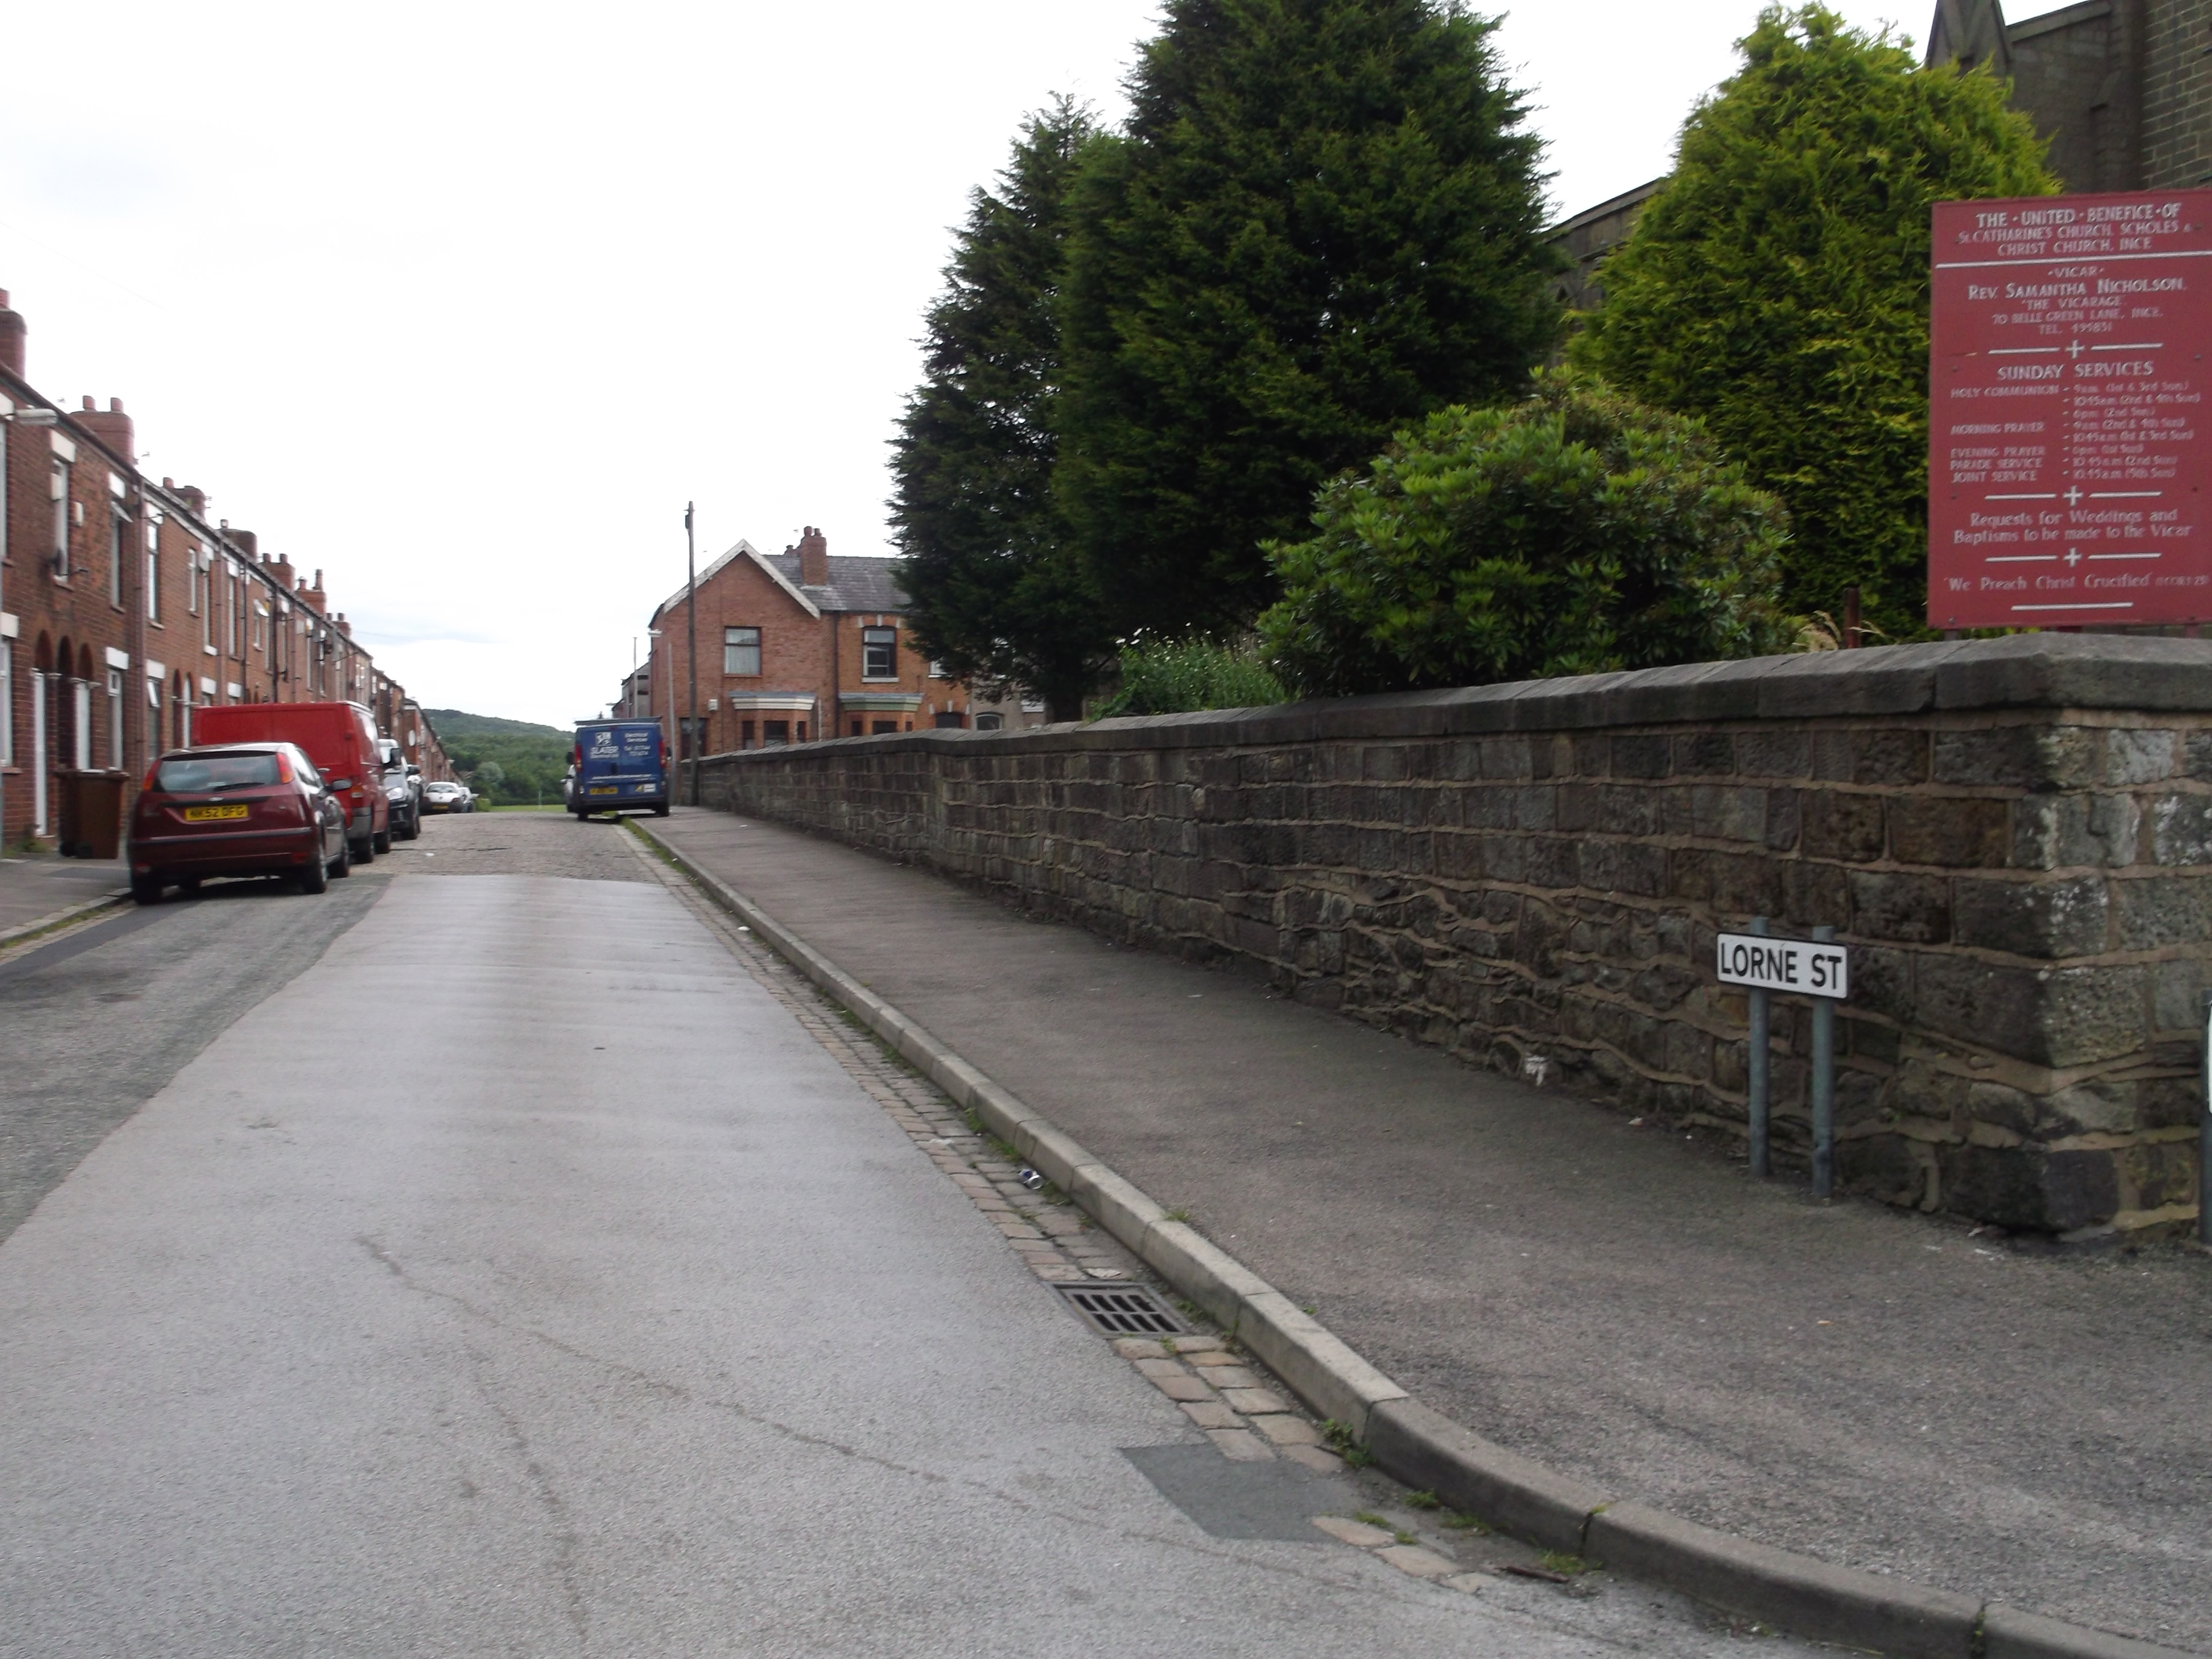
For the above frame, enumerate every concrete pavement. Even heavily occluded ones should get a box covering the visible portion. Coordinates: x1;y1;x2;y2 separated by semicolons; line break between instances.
641;805;2212;1654
0;819;1793;1655
0;851;126;937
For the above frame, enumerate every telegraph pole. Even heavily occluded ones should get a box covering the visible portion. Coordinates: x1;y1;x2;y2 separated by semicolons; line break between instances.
685;501;699;808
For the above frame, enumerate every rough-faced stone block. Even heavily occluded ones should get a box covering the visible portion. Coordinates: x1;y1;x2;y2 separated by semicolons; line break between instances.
2113;873;2212;951
1932;725;2093;789
1950;874;2108;957
1850;729;1930;786
1802;792;1887;861
1611;734;1671;778
1848;870;1951;944
1676;730;1734;776
1738;729;1811;778
2103;728;2178;785
2148;791;2212;865
1689;784;1767;843
1764;789;1802;852
1890;797;2010;867
1939;1144;2120;1232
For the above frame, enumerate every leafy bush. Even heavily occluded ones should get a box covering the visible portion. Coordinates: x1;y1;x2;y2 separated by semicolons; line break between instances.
1096;637;1288;717
1258;372;1791;697
1574;5;2055;639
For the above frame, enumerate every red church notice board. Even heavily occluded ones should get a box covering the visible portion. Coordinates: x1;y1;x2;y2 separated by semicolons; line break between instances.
1929;189;2211;628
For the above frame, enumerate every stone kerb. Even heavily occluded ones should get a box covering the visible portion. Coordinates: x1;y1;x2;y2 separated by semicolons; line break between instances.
692;635;2212;1237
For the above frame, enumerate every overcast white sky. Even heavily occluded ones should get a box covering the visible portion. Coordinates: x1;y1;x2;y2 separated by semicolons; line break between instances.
0;0;2069;726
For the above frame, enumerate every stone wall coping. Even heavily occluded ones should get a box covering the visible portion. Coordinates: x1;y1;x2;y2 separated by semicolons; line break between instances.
699;635;2212;764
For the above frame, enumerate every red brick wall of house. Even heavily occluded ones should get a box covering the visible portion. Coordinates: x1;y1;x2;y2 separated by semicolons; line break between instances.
648;548;974;761
2;295;445;848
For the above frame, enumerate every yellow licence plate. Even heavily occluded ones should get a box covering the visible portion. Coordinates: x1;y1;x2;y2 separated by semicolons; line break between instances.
183;804;250;822
587;786;617;795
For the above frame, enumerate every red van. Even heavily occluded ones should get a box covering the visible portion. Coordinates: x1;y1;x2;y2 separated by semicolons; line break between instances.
191;702;390;862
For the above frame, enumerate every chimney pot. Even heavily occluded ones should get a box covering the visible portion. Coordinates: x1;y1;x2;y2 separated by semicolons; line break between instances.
82;395;95;411
109;397;123;413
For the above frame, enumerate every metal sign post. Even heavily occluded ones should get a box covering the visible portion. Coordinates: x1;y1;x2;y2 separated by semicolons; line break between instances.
1716;923;1849;1196
1747;917;1771;1178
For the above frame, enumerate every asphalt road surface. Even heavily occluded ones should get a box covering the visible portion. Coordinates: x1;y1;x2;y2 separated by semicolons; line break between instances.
0;816;1814;1657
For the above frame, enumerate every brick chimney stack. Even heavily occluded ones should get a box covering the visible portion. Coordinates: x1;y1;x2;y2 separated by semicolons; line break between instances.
301;568;327;614
799;525;829;587
269;551;296;593
226;528;260;562
174;483;208;520
0;290;24;380
75;395;135;465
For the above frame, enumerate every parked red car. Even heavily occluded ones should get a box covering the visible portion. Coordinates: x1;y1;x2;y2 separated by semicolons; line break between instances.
126;743;350;904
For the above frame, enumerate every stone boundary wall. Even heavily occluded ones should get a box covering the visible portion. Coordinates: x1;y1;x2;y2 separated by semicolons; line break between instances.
694;636;2212;1237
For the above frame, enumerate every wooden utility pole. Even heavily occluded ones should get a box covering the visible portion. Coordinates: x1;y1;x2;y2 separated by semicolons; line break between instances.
685;501;699;807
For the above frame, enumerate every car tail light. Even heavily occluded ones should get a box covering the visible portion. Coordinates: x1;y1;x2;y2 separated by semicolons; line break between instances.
142;762;162;792
274;752;294;783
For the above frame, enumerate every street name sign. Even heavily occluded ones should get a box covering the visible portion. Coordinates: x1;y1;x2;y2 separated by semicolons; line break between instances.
1928;189;2212;628
1715;932;1848;999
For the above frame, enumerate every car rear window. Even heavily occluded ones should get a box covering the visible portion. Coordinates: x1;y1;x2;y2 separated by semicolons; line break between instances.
158;753;283;793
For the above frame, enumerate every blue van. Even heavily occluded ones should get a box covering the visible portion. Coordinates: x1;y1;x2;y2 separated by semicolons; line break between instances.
571;720;669;818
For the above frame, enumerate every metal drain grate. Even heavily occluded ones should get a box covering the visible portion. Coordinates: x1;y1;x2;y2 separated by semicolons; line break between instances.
1054;1281;1188;1336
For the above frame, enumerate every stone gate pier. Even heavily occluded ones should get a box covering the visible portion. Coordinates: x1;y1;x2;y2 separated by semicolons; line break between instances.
695;636;2212;1238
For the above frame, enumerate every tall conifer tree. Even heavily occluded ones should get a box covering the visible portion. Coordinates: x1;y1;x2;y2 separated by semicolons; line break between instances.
1576;6;2055;637
1058;0;1559;639
891;99;1107;721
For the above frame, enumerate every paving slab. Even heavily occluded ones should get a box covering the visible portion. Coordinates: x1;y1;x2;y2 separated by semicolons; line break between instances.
644;806;2212;1653
0;852;126;936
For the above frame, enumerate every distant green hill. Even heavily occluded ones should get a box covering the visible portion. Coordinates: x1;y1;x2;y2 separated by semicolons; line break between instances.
421;708;569;742
422;710;573;805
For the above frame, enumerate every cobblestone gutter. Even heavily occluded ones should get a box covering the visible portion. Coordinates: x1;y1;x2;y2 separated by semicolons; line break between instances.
695;635;2212;1238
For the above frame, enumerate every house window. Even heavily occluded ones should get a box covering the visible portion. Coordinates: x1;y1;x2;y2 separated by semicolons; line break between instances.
724;626;761;676
145;521;161;623
108;505;128;606
0;640;11;766
106;669;124;769
50;461;69;578
762;720;790;745
975;712;1004;731
740;719;755;748
871;720;899;735
861;626;897;680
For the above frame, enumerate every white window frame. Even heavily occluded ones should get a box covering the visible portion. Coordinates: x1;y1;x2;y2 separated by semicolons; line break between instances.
106;668;124;770
50;459;70;579
861;626;898;682
724;625;761;676
144;514;161;624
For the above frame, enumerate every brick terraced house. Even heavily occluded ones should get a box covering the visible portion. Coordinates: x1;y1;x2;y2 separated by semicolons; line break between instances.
641;527;1043;761
0;288;456;849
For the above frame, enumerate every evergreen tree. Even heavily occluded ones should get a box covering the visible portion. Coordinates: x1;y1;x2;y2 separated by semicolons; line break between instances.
1058;0;1559;640
890;99;1109;723
1259;371;1791;695
1575;5;2055;639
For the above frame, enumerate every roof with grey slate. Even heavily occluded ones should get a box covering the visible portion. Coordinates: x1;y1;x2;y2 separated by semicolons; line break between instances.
765;551;909;615
653;541;911;619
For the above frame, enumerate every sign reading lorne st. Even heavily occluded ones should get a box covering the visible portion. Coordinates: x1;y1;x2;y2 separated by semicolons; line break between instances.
1928;189;2212;628
1715;932;1848;1000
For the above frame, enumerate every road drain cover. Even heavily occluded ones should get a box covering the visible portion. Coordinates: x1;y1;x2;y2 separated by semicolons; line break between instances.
1054;1281;1188;1335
